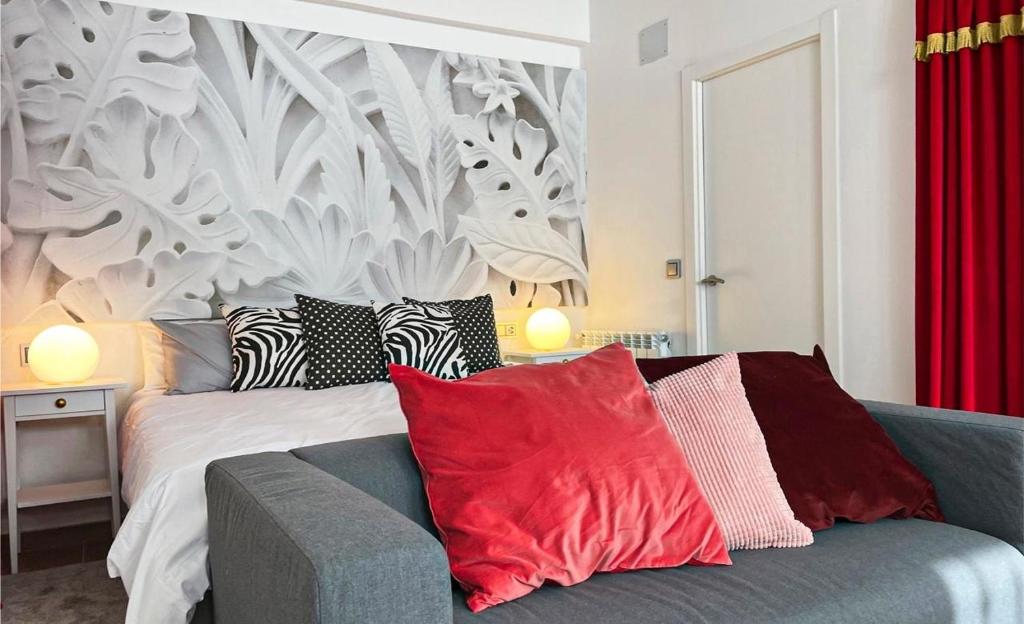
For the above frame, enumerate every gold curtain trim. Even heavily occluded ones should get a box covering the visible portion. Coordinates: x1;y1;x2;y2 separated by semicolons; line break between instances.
914;8;1024;61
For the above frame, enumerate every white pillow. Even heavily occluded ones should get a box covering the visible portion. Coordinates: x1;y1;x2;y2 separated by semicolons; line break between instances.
136;322;167;390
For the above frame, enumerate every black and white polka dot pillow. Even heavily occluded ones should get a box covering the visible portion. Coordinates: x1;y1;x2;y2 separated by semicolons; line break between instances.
404;294;502;374
294;294;389;389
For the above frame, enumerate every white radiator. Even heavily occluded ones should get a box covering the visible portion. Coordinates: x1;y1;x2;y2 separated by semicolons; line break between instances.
579;330;672;359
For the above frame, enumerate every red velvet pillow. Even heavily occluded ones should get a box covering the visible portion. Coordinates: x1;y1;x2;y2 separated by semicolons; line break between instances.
391;344;730;612
636;348;942;531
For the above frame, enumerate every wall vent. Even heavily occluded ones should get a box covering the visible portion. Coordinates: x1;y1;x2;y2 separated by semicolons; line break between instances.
639;19;669;65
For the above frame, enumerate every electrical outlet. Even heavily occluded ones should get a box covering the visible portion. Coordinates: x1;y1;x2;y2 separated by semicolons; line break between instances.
19;343;30;367
496;322;518;338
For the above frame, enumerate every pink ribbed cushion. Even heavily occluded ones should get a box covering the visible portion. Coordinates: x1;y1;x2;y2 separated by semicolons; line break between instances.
649;353;813;550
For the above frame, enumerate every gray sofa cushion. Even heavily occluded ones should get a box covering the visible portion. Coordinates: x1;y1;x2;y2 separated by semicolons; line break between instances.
454;519;1024;624
864;400;1024;553
291;434;437;537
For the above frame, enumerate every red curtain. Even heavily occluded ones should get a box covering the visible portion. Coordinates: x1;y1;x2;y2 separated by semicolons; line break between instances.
915;0;1024;417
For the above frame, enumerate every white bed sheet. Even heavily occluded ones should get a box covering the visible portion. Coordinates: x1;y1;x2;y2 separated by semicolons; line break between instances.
107;383;408;624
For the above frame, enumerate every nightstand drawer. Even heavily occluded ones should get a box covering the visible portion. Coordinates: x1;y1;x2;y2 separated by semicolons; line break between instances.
503;348;595;365
14;389;105;417
523;354;576;365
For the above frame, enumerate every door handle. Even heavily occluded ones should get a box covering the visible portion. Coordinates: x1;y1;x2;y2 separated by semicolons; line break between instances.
699;274;726;286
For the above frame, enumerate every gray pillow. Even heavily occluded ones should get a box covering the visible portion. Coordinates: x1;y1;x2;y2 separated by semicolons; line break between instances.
152;319;233;395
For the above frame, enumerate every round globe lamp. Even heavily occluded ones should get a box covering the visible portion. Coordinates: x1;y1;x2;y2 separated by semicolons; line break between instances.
28;324;100;384
525;308;571;351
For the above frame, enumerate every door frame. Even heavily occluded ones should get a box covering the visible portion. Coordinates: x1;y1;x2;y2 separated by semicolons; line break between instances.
680;9;843;381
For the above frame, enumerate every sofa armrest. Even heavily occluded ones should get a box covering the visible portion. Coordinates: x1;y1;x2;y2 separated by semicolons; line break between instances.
862;400;1024;553
206;452;453;624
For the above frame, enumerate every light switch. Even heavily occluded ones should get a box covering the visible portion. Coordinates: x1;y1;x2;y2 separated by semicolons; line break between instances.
496;322;518;338
666;259;682;279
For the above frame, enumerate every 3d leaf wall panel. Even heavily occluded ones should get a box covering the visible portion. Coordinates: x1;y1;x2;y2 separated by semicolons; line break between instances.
0;0;588;325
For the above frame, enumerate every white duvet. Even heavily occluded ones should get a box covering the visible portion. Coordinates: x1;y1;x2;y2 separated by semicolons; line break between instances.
107;383;408;624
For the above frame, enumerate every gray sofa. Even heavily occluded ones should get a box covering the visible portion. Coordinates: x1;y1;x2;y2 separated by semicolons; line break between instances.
205;401;1024;624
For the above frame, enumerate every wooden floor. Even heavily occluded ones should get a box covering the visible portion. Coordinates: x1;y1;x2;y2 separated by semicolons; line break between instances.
1;522;114;576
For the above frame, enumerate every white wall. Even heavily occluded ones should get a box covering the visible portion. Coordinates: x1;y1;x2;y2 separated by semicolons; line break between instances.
584;0;916;402
113;0;588;67
306;0;591;44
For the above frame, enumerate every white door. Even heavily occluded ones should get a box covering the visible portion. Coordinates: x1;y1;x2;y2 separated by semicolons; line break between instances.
699;39;825;354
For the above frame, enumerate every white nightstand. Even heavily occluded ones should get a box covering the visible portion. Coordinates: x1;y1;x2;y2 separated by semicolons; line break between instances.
1;377;127;573
503;347;595;365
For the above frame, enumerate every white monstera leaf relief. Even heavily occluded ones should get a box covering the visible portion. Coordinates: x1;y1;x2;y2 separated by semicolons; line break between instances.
2;0;197;151
364;40;448;233
0;2;588;323
452;113;577;222
7;96;276;292
56;251;223;320
458;216;588;289
363;229;488;303
231;199;376;306
318;98;396;244
223;91;395;306
365;41;432;172
422;53;460;209
1;0;60;128
485;270;562;309
558;69;587;204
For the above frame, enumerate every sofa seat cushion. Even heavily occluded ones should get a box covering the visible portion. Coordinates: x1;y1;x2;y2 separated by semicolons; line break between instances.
453;519;1024;624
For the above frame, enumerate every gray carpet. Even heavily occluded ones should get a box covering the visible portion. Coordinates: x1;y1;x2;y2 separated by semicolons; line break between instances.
1;561;127;623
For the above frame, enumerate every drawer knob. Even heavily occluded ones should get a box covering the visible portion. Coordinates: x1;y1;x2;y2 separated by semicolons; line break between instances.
54;398;67;409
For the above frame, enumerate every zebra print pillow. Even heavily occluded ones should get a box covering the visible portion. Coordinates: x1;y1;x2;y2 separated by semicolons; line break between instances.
219;304;307;392
403;295;502;374
374;302;468;380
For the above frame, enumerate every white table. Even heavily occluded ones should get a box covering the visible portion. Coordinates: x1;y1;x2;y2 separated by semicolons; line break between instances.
503;347;595;365
1;377;127;573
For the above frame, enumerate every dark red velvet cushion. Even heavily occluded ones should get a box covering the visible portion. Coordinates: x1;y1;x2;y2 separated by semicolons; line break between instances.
636;348;943;531
391;343;730;612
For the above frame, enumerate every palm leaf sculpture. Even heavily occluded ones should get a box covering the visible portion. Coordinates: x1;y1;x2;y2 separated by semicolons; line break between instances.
0;0;588;323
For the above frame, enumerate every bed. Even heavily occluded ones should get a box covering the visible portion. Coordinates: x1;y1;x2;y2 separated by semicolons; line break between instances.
107;382;408;624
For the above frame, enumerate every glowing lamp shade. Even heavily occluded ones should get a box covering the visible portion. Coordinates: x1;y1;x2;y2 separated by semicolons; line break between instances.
28;324;100;384
525;308;571;351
